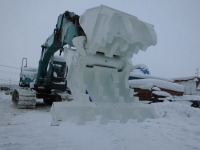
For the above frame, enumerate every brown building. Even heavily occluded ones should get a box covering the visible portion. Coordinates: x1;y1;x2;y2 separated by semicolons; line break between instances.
129;73;184;103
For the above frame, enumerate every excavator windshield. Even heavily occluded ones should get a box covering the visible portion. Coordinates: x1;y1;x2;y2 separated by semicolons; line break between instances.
53;63;66;78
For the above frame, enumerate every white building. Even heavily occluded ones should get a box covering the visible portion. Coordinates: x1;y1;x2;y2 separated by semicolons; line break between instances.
173;76;200;95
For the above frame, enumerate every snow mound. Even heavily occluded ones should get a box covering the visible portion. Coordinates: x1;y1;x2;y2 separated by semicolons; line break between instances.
153;101;200;119
51;55;66;62
132;64;150;75
173;76;197;81
173;95;200;101
132;64;149;70
152;91;172;97
129;79;184;92
129;72;174;82
0;92;24;126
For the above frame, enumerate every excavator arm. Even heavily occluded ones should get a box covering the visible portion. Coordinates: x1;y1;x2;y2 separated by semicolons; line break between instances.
35;11;84;85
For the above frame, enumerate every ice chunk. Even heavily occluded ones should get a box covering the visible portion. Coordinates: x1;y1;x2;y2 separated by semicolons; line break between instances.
80;5;157;57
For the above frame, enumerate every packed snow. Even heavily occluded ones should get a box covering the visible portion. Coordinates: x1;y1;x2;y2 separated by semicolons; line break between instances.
1;92;200;150
131;64;150;75
173;76;197;81
129;79;184;92
129;72;174;82
172;95;200;101
52;55;66;62
152;90;172;97
129;64;173;82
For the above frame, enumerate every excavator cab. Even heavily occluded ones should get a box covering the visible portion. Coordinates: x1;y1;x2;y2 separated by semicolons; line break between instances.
34;55;68;104
52;63;66;79
46;55;67;91
19;58;37;87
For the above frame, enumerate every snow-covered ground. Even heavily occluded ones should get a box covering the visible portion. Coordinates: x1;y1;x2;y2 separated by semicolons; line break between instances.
0;92;200;150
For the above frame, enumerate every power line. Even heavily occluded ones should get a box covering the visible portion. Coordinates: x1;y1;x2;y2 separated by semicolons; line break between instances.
0;64;20;69
0;78;18;82
0;79;9;81
0;72;19;75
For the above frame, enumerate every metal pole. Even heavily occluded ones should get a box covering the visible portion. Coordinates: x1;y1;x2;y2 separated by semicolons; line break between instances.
196;67;199;77
9;79;11;90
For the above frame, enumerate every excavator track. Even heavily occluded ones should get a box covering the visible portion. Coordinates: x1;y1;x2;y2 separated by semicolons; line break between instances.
12;89;36;109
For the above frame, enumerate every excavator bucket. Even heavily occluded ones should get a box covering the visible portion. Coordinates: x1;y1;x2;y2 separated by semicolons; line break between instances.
51;5;157;125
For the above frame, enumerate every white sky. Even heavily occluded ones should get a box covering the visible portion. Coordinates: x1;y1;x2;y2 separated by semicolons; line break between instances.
0;0;200;83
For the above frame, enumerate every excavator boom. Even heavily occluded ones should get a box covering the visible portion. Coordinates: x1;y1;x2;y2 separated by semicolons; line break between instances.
35;11;84;84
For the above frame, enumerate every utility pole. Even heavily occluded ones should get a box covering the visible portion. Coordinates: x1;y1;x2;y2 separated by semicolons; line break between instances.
9;79;11;90
195;67;199;77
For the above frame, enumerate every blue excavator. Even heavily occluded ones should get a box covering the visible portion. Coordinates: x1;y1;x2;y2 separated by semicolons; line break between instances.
12;11;84;108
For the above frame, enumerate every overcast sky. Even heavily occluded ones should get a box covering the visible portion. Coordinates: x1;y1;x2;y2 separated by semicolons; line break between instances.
0;0;200;84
